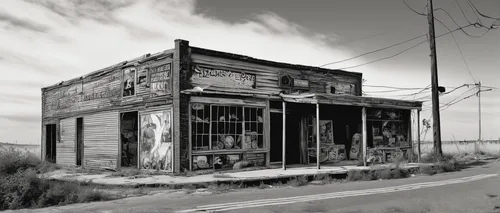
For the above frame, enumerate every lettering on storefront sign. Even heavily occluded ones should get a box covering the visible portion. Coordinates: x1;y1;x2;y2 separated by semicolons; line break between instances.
149;63;172;95
191;66;256;89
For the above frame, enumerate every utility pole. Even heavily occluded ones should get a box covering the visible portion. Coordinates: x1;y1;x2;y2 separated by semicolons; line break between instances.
427;0;443;156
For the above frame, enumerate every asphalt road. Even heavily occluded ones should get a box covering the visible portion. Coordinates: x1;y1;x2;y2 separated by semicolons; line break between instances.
6;160;500;213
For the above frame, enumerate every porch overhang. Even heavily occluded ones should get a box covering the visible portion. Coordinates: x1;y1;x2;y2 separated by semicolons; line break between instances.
281;93;423;110
181;89;423;110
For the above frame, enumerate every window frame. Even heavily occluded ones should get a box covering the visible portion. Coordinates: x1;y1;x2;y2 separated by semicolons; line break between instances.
122;67;137;98
190;103;267;154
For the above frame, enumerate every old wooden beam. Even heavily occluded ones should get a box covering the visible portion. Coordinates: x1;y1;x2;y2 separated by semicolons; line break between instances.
362;107;367;167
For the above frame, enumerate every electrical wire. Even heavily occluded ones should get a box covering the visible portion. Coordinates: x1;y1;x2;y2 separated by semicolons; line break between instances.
435;8;491;37
334;24;474;70
422;87;476;111
455;0;474;24
403;0;425;16
468;0;500;20
319;34;427;67
363;85;428;90
432;18;478;83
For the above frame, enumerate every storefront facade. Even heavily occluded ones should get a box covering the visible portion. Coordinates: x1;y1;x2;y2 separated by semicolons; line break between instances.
41;39;422;174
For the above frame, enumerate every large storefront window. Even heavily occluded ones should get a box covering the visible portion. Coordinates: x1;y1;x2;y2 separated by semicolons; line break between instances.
366;108;411;164
191;102;266;171
191;103;264;151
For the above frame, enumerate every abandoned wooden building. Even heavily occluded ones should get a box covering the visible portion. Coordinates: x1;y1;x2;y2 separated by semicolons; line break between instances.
41;39;423;174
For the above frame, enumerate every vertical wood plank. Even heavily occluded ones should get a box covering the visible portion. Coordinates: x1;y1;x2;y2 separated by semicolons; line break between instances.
282;101;286;170
362;107;367;166
188;103;193;171
265;99;271;167
408;110;413;162
417;109;421;163
316;103;320;170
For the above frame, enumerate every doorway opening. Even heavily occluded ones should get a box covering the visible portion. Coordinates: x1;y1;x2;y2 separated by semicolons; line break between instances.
76;117;83;166
45;124;57;163
120;111;138;167
270;112;283;163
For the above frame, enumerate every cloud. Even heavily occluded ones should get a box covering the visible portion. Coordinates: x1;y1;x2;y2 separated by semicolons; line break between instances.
0;114;39;123
0;11;49;32
0;0;360;143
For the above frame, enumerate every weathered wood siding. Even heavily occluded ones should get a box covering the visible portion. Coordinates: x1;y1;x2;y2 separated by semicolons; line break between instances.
42;54;173;119
57;117;76;166
189;53;361;96
83;111;119;168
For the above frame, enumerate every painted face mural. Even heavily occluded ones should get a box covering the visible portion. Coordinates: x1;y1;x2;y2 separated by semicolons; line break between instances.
140;109;173;172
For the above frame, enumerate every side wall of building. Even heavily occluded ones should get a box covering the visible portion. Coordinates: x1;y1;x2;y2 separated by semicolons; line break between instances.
42;51;175;169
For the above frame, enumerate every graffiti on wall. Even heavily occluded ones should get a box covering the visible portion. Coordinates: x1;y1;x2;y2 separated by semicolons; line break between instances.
191;66;256;89
140;109;173;172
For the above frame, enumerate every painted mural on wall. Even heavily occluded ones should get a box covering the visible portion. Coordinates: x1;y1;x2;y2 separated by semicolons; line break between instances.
140;109;173;172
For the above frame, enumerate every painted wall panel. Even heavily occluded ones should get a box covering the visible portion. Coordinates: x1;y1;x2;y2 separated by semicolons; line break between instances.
139;108;173;172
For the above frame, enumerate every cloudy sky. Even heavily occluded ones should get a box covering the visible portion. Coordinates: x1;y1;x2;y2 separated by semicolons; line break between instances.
0;0;499;144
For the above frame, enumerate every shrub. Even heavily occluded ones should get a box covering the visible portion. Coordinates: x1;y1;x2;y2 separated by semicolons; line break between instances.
0;148;111;210
0;148;39;176
287;175;308;187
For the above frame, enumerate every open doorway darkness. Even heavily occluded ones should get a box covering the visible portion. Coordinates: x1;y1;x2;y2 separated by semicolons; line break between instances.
270;112;283;163
286;103;315;165
45;124;56;163
319;105;362;160
120;111;138;167
76;118;83;166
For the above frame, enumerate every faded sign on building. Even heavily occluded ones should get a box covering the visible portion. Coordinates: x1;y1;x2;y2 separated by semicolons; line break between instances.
191;66;256;89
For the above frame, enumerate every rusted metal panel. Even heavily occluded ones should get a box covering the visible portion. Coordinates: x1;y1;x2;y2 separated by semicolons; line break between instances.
83;111;119;169
57;117;76;166
190;53;361;96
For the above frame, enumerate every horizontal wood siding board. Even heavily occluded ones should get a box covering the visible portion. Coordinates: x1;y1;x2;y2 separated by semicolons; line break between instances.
43;57;173;118
42;98;173;121
190;47;362;78
42;51;174;91
83;111;119;169
190;96;266;107
57;117;76;166
190;53;360;96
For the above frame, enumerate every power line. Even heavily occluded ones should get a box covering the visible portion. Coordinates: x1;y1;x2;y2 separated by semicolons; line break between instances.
319;34;427;67
468;0;500;21
334;24;474;70
455;0;474;24
403;0;425;16
363;85;428;90
432;17;477;82
435;8;491;37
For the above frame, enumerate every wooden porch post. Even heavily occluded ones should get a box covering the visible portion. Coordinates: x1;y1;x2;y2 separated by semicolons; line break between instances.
282;101;286;170
316;103;320;170
417;109;421;163
362;107;367;167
